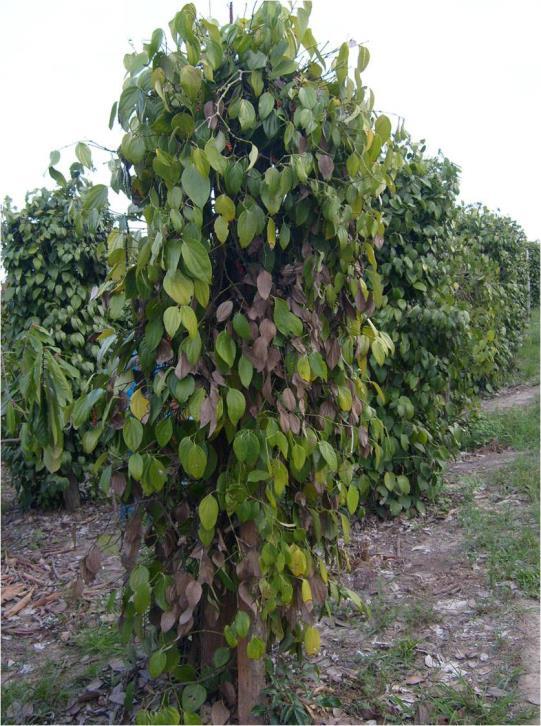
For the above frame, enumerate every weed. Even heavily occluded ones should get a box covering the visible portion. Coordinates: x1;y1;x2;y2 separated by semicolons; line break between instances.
420;676;537;725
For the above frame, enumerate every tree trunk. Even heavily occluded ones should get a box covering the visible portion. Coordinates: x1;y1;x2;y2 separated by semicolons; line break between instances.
200;589;236;669
63;472;81;512
237;521;266;725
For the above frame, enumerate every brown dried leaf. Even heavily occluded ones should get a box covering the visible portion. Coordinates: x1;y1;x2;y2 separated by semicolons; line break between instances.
318;154;334;180
161;609;177;633
259;318;276;343
186;580;203;608
211;700;230;725
282;388;296;412
216;300;234;322
256;270;273;300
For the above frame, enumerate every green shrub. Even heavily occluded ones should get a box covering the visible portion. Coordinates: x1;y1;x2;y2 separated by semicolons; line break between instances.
2;164;111;508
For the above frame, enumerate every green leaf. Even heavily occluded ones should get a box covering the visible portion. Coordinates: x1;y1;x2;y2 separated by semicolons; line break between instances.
75;142;93;169
273;298;303;337
215;330;236;367
258;92;274;119
299;86;317;109
233;313;252;340
149;650;167;678
247;636;266;660
180;305;198;338
185;443;207;479
238;355;253;388
347;485;359;514
318;441;338;471
181;163;210;208
214;216;229;243
212;647;230;668
180;65;202;99
199;493;219;529
164;270;194;305
128;452;144;480
83;184;108;212
133;582;151;613
163;306;182;337
123;418;143;451
233;430;260;465
375;114;392;143
49;150;60;165
239;99;256;130
292;444;306;470
181;241;212;283
155;417;173;447
182;684;207;713
71;388;105;429
234;610;250;638
237;208;257;248
247;144;258;170
82;427;101;454
226;388;246;426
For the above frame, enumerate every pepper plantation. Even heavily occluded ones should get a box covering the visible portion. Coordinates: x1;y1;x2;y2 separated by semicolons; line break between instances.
1;3;539;725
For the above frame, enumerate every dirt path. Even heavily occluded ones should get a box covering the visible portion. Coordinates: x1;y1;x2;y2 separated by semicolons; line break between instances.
481;383;539;412
310;407;540;723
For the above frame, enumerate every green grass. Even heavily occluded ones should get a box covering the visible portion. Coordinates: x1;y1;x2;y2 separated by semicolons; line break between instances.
462;398;540;452
458;378;540;598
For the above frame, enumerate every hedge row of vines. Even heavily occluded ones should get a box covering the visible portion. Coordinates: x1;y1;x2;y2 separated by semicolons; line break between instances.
1;1;536;722
2;164;112;509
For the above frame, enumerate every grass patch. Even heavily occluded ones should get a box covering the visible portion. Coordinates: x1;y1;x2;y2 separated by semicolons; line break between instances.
420;675;538;725
459;449;539;598
1;621;126;724
1;662;71;724
462;398;540;452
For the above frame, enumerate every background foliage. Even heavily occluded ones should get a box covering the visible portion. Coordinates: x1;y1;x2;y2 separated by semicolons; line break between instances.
2;164;111;507
527;241;540;307
454;204;529;392
365;138;469;515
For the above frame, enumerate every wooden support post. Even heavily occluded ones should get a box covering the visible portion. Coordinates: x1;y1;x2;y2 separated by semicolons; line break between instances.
237;521;266;725
63;472;81;512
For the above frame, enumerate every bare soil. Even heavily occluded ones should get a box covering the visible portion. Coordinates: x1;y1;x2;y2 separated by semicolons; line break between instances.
481;384;539;412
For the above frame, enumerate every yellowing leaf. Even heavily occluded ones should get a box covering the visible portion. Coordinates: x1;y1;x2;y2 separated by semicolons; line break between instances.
288;545;307;577
130;389;150;421
297;355;311;381
304;626;320;656
199;493;218;529
301;578;312;603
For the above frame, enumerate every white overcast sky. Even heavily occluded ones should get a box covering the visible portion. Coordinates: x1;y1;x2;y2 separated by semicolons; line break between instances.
1;0;540;239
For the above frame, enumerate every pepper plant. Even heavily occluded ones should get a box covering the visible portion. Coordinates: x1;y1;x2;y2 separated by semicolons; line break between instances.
366;138;470;514
79;2;400;721
2;158;112;508
454;204;529;391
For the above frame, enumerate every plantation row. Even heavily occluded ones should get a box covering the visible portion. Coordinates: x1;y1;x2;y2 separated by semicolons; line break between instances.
1;2;538;722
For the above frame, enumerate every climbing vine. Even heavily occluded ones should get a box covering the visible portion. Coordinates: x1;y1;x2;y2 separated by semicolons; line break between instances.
75;2;401;720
